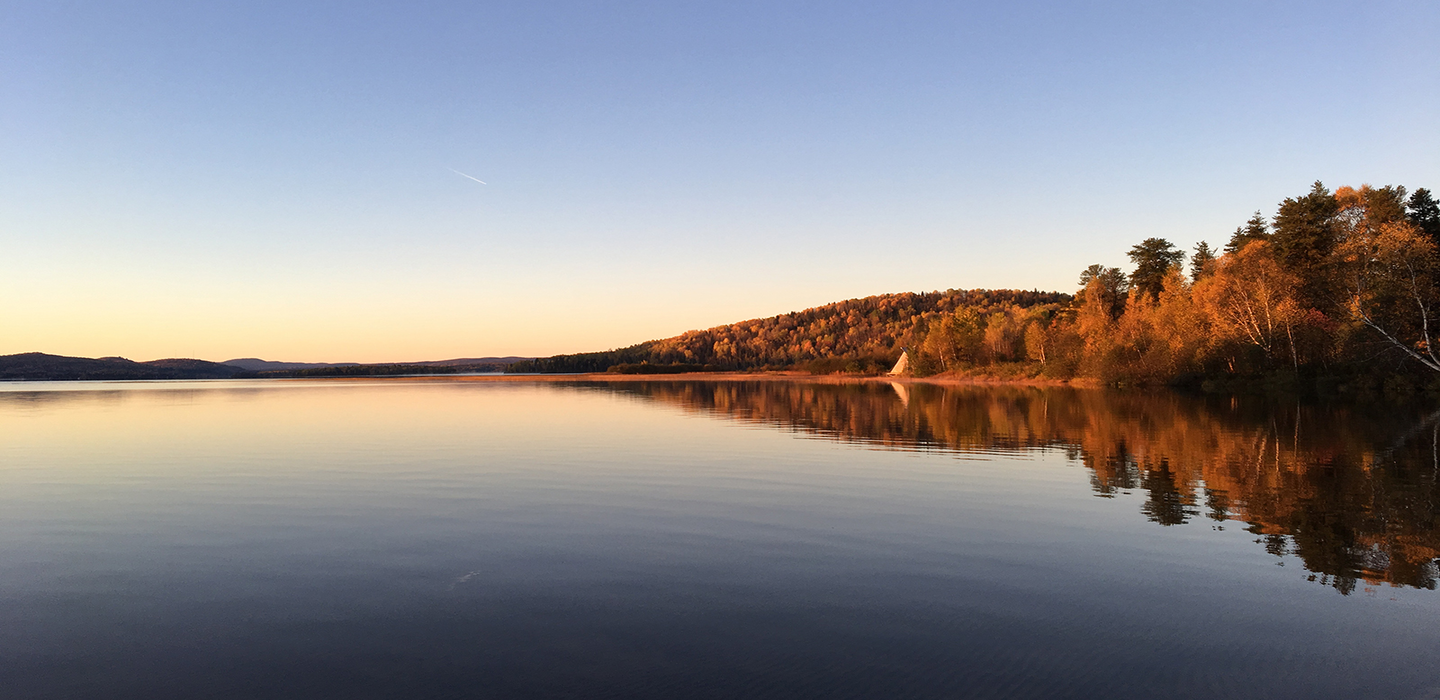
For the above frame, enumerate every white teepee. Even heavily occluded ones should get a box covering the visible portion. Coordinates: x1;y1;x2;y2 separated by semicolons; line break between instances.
888;350;909;376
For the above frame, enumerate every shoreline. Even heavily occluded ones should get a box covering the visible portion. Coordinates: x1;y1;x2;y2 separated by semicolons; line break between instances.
0;371;1087;387
301;371;1093;387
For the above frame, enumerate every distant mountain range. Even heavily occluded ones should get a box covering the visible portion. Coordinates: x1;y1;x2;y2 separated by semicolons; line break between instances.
0;353;532;381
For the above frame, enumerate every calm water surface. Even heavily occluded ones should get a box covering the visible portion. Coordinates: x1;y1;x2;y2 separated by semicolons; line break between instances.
1;379;1437;699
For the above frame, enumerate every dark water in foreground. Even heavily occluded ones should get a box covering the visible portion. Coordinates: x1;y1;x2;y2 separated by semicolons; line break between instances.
1;379;1437;699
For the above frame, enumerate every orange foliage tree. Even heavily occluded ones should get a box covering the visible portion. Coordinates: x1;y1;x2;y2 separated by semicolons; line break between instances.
1337;218;1440;371
1193;240;1304;371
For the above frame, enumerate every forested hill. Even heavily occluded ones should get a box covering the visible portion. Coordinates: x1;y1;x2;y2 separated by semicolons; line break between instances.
516;182;1440;391
0;353;245;380
507;289;1071;374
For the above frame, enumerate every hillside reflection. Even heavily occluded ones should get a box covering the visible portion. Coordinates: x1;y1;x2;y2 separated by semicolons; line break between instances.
597;380;1440;594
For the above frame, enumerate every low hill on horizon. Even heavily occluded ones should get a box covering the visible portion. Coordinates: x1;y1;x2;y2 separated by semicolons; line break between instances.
225;357;531;372
0;353;244;381
223;358;360;372
508;288;1072;374
406;357;532;367
2;354;536;381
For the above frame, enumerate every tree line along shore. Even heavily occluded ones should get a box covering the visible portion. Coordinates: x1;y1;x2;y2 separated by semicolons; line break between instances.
511;181;1440;398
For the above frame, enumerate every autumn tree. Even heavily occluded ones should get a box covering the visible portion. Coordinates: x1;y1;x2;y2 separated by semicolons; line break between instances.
984;307;1024;362
1076;277;1122;378
916;308;986;374
1147;268;1209;374
1021;306;1060;367
1104;269;1209;382
1334;200;1440;372
1194;240;1304;371
1024;322;1049;365
1078;264;1129;319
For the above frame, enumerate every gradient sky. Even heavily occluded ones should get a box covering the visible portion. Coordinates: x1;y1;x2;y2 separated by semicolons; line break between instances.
3;1;1438;362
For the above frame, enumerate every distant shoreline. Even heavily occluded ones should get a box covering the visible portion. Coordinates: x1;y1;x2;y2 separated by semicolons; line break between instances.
279;371;1089;387
0;371;1088;388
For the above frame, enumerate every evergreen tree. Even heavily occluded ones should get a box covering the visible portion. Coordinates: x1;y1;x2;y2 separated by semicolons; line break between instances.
1408;188;1440;247
1078;264;1107;287
1363;185;1408;227
1272;181;1338;306
1224;211;1270;254
1127;238;1185;302
1190;241;1217;282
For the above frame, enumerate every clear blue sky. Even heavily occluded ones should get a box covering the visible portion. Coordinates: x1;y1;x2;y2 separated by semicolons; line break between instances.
3;1;1437;361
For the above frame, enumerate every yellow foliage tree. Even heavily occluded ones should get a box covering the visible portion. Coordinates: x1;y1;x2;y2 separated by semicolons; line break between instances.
1193;240;1303;370
1335;218;1440;372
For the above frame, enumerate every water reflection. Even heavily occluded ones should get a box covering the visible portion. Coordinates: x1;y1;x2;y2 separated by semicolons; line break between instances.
598;380;1440;594
3;378;1437;698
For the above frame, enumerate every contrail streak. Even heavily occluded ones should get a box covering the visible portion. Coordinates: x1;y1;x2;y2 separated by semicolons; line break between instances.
448;168;487;185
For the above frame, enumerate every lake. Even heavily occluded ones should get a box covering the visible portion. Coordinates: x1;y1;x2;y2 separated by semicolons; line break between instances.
1;378;1437;699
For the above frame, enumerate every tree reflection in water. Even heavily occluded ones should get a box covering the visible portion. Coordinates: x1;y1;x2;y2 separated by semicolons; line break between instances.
593;380;1440;595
